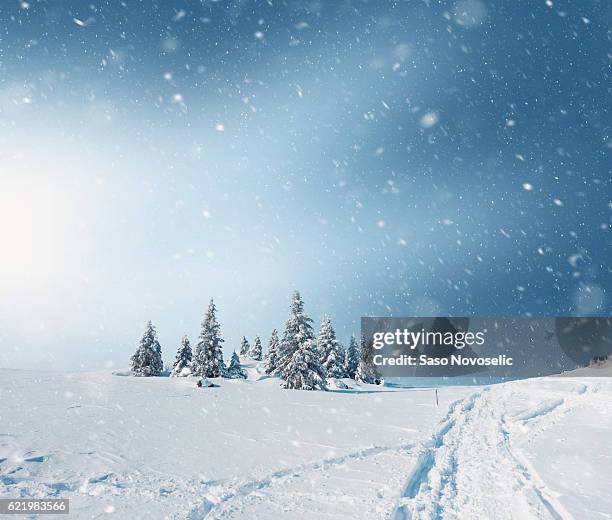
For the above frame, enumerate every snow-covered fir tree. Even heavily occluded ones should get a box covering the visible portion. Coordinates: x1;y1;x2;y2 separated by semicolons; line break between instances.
239;336;250;356
171;335;192;376
343;335;360;379
250;336;263;361
226;351;246;379
276;290;315;378
263;329;279;374
317;316;345;379
355;333;378;383
282;339;326;390
131;321;163;377
191;299;225;378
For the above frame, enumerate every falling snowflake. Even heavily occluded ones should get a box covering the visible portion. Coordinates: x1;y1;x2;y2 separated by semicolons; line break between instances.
420;112;439;128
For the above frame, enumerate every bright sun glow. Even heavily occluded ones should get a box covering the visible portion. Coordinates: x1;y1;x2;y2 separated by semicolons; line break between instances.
0;173;71;290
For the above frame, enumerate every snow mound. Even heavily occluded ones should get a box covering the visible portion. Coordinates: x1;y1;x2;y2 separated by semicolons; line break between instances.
326;378;352;390
561;357;612;377
239;357;269;381
111;370;132;377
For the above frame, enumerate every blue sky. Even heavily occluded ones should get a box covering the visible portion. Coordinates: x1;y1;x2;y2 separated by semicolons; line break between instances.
0;0;610;370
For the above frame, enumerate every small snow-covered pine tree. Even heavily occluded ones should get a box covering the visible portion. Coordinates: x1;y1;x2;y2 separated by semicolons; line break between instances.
250;336;263;361
171;335;192;376
191;299;226;378
276;290;315;378
131;321;163;377
317;316;345;379
264;329;279;374
282;339;326;390
239;336;250;356
343;335;360;379
355;333;378;383
226;351;246;379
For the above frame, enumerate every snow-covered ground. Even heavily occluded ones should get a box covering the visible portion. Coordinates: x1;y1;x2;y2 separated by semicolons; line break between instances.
1;365;610;519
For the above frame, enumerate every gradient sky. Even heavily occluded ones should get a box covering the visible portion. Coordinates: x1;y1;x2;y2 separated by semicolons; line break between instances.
0;0;610;370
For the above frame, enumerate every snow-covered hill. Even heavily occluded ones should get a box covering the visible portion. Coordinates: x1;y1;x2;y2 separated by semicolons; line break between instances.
0;368;610;519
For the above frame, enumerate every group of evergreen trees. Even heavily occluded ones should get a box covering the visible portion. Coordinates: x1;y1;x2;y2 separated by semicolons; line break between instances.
130;291;377;390
263;291;369;390
238;335;263;361
131;299;236;379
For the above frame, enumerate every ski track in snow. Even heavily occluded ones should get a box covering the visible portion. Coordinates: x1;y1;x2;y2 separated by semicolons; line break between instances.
185;379;594;520
184;441;416;519
392;381;590;520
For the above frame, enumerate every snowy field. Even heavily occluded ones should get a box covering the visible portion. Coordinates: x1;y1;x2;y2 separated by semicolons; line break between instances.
1;366;611;520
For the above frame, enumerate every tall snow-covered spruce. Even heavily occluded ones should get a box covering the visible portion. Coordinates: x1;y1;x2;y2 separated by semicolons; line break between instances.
250;336;263;361
277;291;326;390
226;351;246;379
239;336;250;356
276;290;316;378
191;299;226;378
355;333;378;383
130;321;163;377
343;335;360;379
264;329;279;374
317;316;345;379
283;339;327;390
171;335;192;377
